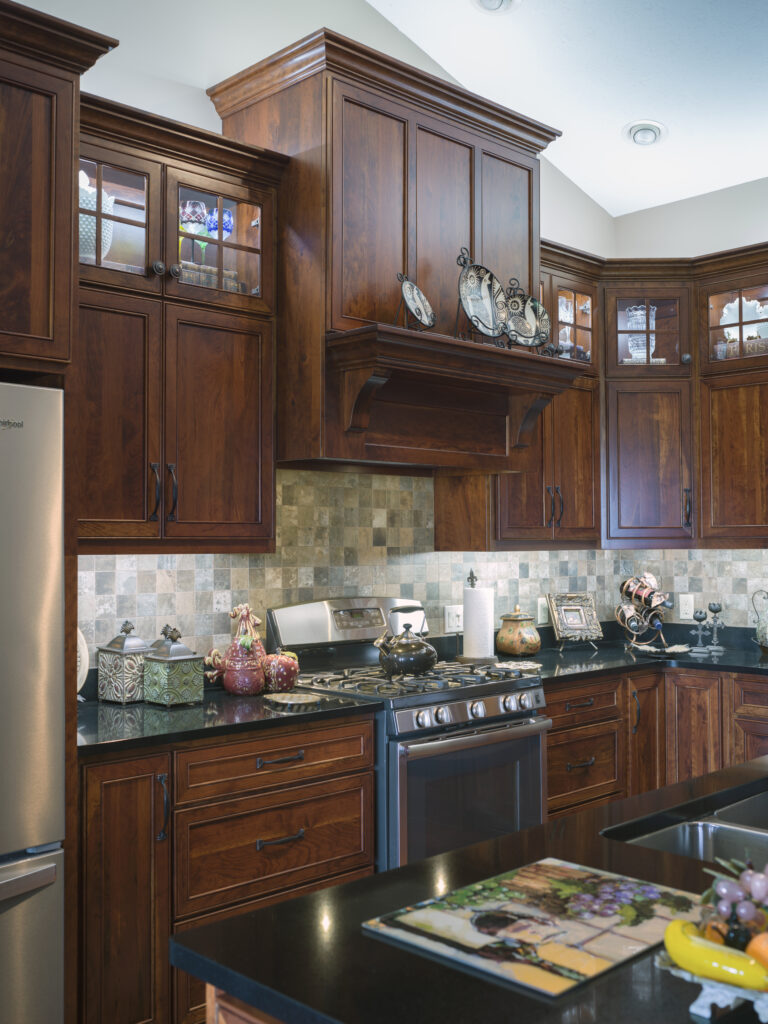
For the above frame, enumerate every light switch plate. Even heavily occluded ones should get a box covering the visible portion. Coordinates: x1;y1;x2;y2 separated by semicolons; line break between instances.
444;605;463;633
679;594;694;620
537;597;549;625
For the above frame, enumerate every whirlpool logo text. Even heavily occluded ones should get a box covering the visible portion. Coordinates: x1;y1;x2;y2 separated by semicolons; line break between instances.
0;418;23;430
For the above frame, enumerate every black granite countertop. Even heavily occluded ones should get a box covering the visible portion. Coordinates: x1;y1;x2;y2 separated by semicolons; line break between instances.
170;757;768;1024
76;690;380;753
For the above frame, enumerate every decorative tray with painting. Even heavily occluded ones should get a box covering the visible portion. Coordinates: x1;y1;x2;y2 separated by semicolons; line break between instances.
363;858;697;997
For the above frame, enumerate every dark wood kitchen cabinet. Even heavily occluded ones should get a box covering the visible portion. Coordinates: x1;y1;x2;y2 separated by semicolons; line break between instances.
69;292;274;548
724;673;768;766
665;669;723;783
604;285;692;377
71;97;285;551
80;716;374;1024
699;372;768;542
605;378;694;544
207;29;573;470
81;752;172;1024
627;671;666;796
0;6;112;370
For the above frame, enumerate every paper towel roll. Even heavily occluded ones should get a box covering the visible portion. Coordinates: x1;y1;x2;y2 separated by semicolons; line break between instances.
462;586;495;659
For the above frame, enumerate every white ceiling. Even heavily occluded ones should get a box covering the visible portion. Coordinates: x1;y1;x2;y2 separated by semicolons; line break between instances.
24;0;768;216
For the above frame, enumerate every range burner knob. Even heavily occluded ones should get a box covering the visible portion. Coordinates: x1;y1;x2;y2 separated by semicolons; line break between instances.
416;710;431;728
469;701;486;719
502;694;519;713
519;691;533;710
434;706;450;724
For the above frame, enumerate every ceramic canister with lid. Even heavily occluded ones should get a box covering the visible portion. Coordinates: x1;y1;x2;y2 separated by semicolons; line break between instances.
97;620;151;704
143;625;204;706
496;605;541;656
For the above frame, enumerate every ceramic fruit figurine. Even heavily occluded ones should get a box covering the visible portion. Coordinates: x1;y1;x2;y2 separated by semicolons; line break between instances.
204;604;266;695
496;605;541;656
262;650;300;692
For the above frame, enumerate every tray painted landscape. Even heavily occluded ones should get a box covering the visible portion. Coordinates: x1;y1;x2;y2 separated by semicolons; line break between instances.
363;858;699;997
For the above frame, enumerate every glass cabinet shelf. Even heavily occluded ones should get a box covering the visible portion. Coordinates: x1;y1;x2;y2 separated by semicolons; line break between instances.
708;284;768;363
556;287;593;364
79;157;149;275
605;287;690;376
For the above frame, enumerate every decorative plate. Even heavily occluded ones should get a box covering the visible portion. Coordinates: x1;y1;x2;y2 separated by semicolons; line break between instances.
263;692;326;710
456;248;508;338
398;273;436;329
504;281;551;348
76;628;89;692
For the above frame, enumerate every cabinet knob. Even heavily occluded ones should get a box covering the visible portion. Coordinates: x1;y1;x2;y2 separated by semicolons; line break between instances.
151;261;166;277
681;353;692;364
169;263;182;279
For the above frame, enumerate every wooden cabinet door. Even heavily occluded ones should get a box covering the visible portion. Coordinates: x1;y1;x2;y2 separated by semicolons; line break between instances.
665;670;722;783
82;753;172;1024
496;410;553;542
699;373;768;540
606;379;694;543
0;59;75;364
71;290;163;539
627;672;666;796
604;285;692;377
330;81;408;331
164;305;274;542
552;378;600;542
478;143;539;298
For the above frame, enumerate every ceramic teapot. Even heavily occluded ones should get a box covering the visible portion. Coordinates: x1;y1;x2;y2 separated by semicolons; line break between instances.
205;603;266;695
752;590;768;654
374;605;437;677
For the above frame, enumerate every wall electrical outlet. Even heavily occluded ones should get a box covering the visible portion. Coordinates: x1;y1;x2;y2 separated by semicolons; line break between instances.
679;593;695;620
537;597;549;625
444;605;463;633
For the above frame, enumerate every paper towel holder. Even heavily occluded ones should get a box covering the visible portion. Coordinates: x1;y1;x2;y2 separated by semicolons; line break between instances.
456;567;499;665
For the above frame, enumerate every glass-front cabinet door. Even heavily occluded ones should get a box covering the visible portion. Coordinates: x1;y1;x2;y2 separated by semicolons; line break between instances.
78;146;163;293
165;169;274;313
605;286;691;376
702;279;768;372
540;272;597;373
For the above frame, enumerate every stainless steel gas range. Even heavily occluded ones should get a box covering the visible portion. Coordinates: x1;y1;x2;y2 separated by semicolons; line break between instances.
266;597;551;871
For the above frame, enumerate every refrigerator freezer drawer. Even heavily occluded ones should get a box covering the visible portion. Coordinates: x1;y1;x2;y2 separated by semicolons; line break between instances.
0;848;63;1023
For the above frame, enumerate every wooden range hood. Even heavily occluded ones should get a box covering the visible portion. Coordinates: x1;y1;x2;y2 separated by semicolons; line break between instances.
209;28;582;470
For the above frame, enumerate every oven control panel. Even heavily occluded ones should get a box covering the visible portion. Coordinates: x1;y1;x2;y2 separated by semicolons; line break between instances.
395;686;546;732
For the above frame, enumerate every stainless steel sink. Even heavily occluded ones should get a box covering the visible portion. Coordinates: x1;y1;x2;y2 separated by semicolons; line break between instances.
626;819;768;862
714;791;768;830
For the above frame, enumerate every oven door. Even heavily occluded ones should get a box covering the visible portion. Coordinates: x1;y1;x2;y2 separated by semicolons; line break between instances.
387;716;551;869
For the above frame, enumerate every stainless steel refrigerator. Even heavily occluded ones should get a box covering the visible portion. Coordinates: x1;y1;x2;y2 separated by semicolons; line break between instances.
0;381;65;1022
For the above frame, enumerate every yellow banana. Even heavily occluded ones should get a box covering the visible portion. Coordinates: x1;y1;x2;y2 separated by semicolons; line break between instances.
664;920;768;990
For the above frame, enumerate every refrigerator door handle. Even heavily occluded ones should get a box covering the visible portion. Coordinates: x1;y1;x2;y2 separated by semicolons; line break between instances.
0;862;56;904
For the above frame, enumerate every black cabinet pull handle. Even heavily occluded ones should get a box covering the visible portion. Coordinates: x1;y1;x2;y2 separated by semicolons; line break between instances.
683;487;692;529
632;690;641;735
256;750;304;770
565;697;594;711
169;263;182;279
555;485;564;527
156;773;170;841
255;827;305;852
151;260;166;277
546;485;555;528
166;463;178;521
566;757;596;772
149;462;160;521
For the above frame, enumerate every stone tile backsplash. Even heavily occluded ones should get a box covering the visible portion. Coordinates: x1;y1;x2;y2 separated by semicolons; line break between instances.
77;468;768;665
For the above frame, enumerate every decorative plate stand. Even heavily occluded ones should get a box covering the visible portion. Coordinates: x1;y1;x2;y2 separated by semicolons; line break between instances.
656;951;768;1022
394;273;436;331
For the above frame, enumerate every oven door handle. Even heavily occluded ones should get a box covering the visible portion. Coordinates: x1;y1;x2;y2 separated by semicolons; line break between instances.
400;717;552;760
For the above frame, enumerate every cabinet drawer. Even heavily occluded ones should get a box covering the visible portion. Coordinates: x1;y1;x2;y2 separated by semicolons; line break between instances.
731;674;768;720
174;773;373;918
174;718;374;804
546;679;624;730
547;720;626;813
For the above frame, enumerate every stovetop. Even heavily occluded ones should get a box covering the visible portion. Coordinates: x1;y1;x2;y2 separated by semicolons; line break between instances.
299;661;535;700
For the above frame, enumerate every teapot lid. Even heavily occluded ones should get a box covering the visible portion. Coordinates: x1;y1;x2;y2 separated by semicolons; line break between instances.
145;624;197;662
97;620;150;654
501;604;533;622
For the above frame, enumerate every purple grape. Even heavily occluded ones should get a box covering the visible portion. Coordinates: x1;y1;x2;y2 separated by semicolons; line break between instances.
639;885;660;899
715;879;744;902
599;902;620;915
750;873;768;903
740;869;755;889
717;898;732;918
736;900;757;922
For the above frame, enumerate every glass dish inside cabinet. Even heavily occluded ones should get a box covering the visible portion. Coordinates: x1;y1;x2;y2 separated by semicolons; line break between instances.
617;297;679;365
177;185;262;297
79;158;148;274
556;288;592;363
708;284;768;362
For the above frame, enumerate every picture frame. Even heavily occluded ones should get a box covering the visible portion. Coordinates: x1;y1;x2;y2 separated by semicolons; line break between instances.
546;593;603;643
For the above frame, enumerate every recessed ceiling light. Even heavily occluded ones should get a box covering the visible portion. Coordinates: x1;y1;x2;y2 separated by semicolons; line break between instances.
623;120;667;146
471;0;523;13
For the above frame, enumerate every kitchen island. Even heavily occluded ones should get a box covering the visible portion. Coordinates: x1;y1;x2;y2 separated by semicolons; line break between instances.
170;755;768;1024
